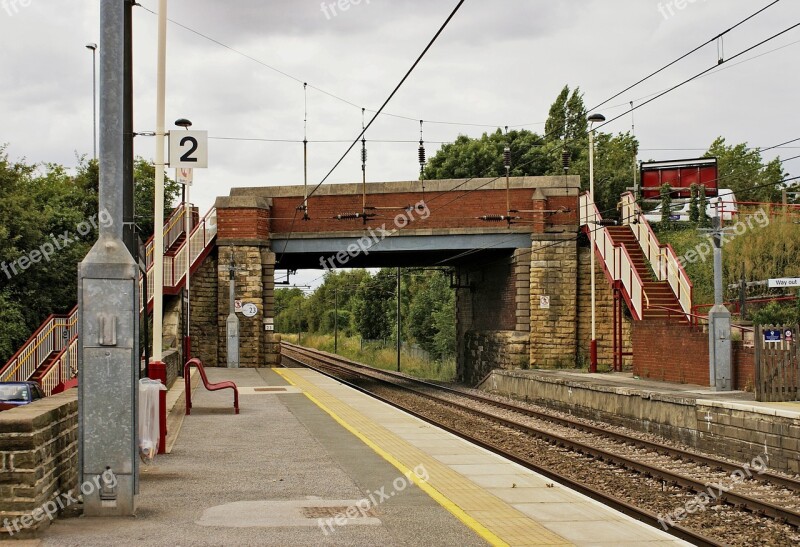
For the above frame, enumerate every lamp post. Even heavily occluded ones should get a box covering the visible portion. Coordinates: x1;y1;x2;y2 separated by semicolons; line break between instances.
587;112;605;373
85;43;98;160
175;118;192;362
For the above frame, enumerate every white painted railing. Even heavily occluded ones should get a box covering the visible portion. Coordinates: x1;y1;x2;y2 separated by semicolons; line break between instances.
580;194;645;320
0;309;78;384
39;335;78;396
619;193;693;317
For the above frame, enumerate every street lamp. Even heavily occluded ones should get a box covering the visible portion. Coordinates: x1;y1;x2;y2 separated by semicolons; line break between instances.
175;118;193;361
85;43;98;160
587;112;605;373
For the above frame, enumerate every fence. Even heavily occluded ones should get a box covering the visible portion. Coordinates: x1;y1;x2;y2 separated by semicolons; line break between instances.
754;324;799;402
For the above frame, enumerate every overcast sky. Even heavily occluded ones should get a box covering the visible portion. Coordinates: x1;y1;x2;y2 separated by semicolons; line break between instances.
2;0;799;222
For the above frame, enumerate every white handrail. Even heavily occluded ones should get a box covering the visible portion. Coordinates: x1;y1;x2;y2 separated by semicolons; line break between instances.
580;194;645;320
620;193;693;317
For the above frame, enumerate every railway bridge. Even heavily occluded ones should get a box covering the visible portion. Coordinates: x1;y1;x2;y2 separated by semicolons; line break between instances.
192;176;587;382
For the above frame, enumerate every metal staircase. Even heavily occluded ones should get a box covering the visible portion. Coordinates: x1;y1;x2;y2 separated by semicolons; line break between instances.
0;205;218;394
580;192;694;368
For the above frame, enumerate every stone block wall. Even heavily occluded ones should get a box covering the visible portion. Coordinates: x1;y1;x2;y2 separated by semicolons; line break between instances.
190;250;219;366
463;331;529;385
0;391;78;538
217;245;279;368
455;249;531;382
576;247;632;368
529;236;578;368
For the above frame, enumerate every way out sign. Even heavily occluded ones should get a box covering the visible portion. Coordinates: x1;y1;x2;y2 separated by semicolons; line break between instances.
768;278;800;289
169;130;208;169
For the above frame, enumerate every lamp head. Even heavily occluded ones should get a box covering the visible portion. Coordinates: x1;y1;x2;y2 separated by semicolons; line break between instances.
587;113;606;125
86;43;98;51
175;118;193;129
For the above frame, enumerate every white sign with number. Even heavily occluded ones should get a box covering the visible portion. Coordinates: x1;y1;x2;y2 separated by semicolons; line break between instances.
169;130;208;168
241;303;258;318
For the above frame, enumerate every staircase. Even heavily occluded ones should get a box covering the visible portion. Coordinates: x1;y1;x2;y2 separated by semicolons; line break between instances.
605;226;687;322
580;192;693;323
0;205;218;395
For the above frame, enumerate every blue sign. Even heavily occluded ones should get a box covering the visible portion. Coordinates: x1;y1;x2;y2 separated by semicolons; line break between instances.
764;329;782;343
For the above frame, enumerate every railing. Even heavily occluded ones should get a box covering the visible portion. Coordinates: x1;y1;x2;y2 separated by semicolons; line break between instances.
0;307;78;384
144;205;189;268
145;206;217;303
620;193;693;318
2;205;218;391
39;335;78;396
580;194;646;320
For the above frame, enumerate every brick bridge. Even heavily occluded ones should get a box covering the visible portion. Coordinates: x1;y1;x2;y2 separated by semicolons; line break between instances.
185;175;625;383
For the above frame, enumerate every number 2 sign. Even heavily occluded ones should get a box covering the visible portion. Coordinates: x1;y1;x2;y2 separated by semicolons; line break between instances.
169;130;208;168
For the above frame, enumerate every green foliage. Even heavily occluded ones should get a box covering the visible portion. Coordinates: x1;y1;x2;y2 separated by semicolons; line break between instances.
0;147;180;363
705;137;787;203
698;188;710;228
407;272;455;359
688;184;700;224
750;300;800;327
660;184;673;227
133;158;182;240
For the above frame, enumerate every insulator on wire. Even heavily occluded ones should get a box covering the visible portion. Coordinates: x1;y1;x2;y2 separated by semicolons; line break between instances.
418;143;426;166
503;147;511;170
562;149;571;172
480;215;508;222
361;139;367;164
336;213;362;220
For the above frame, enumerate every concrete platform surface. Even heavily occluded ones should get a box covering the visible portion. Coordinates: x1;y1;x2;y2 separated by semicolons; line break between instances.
20;366;689;546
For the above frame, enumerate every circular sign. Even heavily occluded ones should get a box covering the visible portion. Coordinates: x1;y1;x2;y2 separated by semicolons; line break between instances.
785;329;794;341
241;303;258;318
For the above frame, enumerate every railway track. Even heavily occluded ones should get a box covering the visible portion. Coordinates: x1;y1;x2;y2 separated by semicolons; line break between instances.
282;342;800;547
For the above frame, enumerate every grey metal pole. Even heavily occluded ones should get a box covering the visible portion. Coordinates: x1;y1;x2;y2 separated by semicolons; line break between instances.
226;253;240;368
92;48;97;160
334;288;338;354
396;268;401;372
78;0;139;516
708;208;732;391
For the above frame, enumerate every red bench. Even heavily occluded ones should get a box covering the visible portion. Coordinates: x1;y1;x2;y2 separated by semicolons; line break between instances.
184;358;239;415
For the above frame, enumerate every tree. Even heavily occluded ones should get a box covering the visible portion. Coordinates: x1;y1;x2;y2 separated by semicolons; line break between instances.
407;272;455;359
134;158;182;240
705;137;787;203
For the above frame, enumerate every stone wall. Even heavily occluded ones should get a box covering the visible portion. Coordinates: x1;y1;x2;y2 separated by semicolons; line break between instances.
455;249;531;382
463;331;529;385
576;247;632;368
216;245;279;368
0;391;78;538
482;369;800;474
529;236;578;368
190;250;219;366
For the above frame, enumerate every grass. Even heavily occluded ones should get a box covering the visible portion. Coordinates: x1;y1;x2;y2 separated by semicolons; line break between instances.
294;333;458;382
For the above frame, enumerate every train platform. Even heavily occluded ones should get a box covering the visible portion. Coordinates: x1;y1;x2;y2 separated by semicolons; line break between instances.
31;366;684;546
481;369;800;474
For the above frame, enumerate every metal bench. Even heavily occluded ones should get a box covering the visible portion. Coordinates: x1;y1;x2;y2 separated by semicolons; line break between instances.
184;358;239;415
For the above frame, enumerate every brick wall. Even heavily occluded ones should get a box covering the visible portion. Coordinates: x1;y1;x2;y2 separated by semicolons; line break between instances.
268;191;576;235
632;320;755;390
0;391;78;538
576;247;633;368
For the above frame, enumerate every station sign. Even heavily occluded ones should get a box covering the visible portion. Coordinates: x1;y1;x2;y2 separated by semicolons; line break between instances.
169;130;208;169
768;278;800;289
763;329;782;343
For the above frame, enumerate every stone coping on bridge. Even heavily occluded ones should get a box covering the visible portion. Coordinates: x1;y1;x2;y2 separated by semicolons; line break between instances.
227;176;580;199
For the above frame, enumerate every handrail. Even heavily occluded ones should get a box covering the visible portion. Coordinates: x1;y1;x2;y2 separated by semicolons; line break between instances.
620;193;693;319
647;304;754;334
580;193;646;320
2;205;217;390
145;204;188;267
39;335;78;396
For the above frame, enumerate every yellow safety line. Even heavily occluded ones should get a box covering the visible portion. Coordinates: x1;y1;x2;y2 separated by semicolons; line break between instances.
275;368;510;547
